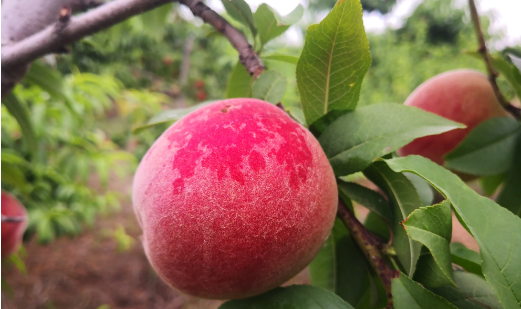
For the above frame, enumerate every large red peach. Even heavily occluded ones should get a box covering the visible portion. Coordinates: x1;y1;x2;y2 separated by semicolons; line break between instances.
1;191;28;259
397;69;511;166
133;99;337;299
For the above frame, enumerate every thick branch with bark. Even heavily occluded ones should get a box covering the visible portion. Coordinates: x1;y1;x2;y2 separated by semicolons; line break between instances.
2;0;172;69
468;0;521;119
179;0;264;78
337;200;398;309
1;0;264;98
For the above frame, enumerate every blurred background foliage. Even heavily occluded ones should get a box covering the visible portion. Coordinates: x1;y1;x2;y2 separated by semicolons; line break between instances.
2;0;519;245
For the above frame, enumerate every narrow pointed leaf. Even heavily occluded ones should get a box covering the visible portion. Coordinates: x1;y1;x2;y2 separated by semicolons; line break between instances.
384;155;521;308
405;172;434;206
403;200;455;287
254;4;289;48
2;93;37;156
319;104;465;176
450;242;482;276
480;174;506;196
270;4;304;25
221;0;256;36
364;161;422;276
414;252;455;288
219;285;355;309
262;54;299;65
445;117;521;175
497;136;521;216
509;53;521;72
296;0;371;125
226;61;253;99
310;210;373;306
337;181;392;222
431;272;501;309
286;106;306;126
392;272;457;309
252;70;287;104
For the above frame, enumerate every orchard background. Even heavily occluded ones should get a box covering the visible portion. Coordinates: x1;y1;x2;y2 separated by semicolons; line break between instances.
1;0;521;308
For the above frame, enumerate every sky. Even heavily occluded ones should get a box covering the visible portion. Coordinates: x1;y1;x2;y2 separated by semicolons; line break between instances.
203;0;521;50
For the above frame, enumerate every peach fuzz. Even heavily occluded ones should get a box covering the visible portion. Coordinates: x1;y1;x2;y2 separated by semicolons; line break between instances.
397;69;511;166
132;99;338;299
2;191;28;259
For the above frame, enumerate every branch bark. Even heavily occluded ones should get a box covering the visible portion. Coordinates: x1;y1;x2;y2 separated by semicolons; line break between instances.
468;0;521;119
178;0;264;78
1;0;264;98
337;199;398;309
2;0;173;69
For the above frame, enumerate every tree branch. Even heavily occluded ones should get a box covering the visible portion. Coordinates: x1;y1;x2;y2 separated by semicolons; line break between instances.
69;0;104;13
179;0;264;78
2;0;173;69
1;0;265;98
468;0;520;119
337;199;398;309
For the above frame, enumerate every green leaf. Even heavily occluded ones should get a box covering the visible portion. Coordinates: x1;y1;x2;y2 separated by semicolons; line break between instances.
337;181;392;222
413;252;454;288
403;200;455;287
285;106;306;126
364;161;422;276
480;174;506;196
405;173;434;206
262;54;299;65
24;61;63;100
310;215;373;306
509;53;521;72
252;70;287;104
383;155;521;308
445;117;521;175
254;4;289;48
364;211;390;241
392;272;457;309
2;93;37;157
1;163;26;189
497;136;521;216
219;285;355;309
493;55;521;99
132;101;215;134
221;0;256;36
270;4;304;25
309;222;338;292
139;3;173;40
466;52;521;99
319;103;464;176
296;0;371;125
450;242;482;276
226;61;254;99
7;254;27;275
431;271;502;309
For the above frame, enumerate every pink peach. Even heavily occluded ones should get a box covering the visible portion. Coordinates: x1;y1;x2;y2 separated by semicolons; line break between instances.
1;191;28;259
133;99;337;299
397;69;510;166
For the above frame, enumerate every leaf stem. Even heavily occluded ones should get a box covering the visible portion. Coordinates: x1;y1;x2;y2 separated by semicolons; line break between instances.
337;199;398;309
468;0;520;119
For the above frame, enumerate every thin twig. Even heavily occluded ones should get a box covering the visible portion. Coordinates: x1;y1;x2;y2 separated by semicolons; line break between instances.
179;0;264;78
337;199;398;309
468;0;520;119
